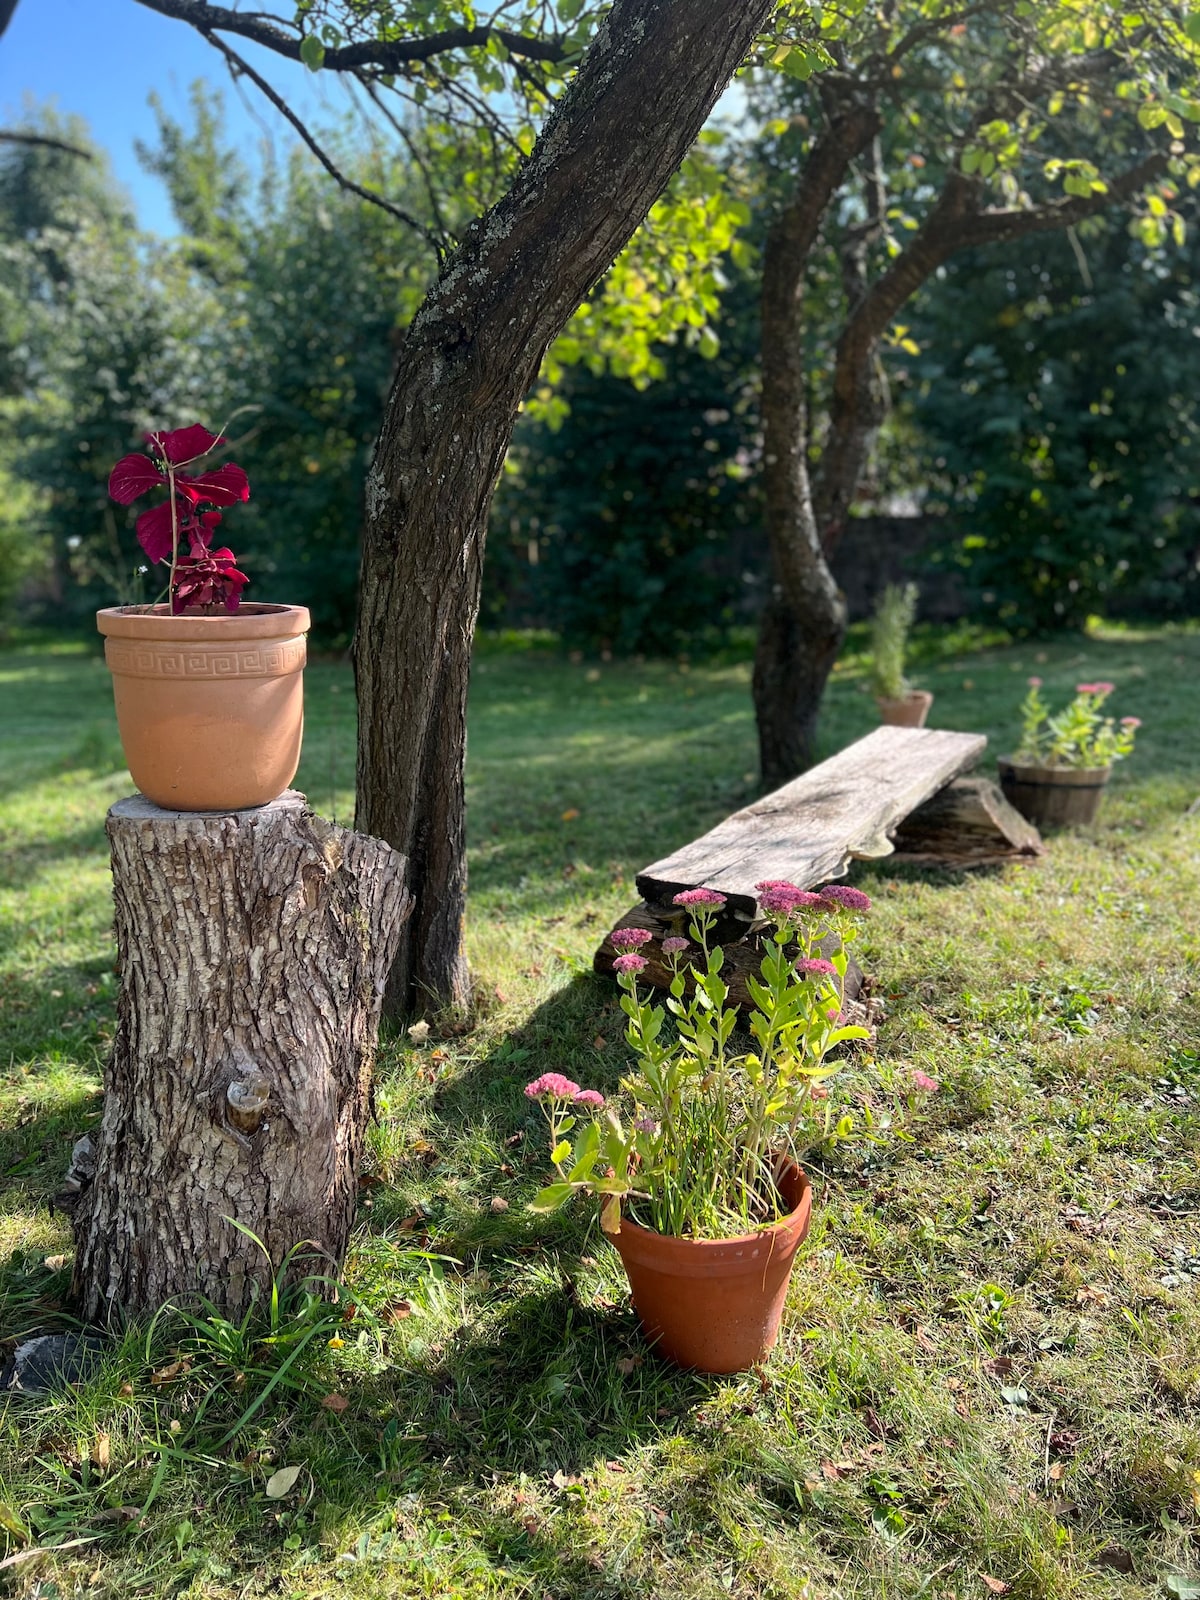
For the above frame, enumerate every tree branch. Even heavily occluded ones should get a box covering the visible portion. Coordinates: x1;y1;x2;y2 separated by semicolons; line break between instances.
204;30;442;251
815;146;1169;543
133;0;568;69
0;130;93;159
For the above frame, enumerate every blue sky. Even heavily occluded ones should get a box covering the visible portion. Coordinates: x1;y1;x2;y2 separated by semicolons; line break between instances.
1;0;335;234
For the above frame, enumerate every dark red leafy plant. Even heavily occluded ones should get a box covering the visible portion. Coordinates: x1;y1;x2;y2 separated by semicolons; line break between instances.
108;425;250;613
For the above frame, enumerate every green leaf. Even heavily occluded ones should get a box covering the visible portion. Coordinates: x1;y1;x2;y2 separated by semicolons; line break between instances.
529;1183;574;1213
550;1140;572;1164
568;1119;600;1180
1186;12;1200;42
1164;1576;1200;1600
299;35;325;71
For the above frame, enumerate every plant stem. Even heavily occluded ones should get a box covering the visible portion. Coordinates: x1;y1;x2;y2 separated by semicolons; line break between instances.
166;462;180;610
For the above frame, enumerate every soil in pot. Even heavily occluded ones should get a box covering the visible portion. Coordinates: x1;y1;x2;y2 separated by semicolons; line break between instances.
876;689;933;728
97;604;310;812
998;758;1111;828
609;1163;812;1374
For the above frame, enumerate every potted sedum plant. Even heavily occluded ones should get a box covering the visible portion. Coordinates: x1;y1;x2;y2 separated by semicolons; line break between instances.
868;582;932;728
998;678;1140;828
100;425;310;812
526;883;879;1374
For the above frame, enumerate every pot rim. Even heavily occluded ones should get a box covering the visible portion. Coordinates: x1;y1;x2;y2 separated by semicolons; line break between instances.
97;603;310;643
613;1163;811;1262
875;688;933;707
998;756;1112;783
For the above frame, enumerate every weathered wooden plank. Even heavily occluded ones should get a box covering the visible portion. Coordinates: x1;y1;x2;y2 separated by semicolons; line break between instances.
636;726;986;916
594;901;864;1015
888;775;1044;867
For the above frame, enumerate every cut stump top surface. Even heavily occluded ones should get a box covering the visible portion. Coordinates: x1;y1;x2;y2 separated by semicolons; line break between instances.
109;789;307;824
637;725;986;915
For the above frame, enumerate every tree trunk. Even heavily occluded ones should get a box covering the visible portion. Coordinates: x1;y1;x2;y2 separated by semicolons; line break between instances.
753;100;880;789
72;792;410;1323
354;0;777;1016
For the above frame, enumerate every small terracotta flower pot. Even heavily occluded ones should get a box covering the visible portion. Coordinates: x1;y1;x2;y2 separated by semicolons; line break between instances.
610;1163;812;1374
97;603;310;812
876;689;933;728
997;758;1111;828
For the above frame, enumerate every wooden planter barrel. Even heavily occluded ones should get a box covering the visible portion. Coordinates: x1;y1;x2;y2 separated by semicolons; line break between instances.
997;759;1111;828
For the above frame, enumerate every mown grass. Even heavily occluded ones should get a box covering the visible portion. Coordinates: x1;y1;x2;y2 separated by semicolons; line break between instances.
0;623;1198;1600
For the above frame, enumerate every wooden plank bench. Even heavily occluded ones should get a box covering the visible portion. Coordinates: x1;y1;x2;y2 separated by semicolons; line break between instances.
596;725;1042;1005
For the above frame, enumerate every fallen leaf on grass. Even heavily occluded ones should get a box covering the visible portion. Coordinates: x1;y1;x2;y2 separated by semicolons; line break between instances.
89;1505;140;1526
150;1359;190;1386
1047;1463;1065;1482
1094;1545;1134;1574
1076;1284;1111;1308
92;1433;110;1472
616;1355;642;1376
551;1470;582;1489
561;808;581;822
981;1578;1010;1595
321;1393;350;1414
407;1020;431;1046
593;1035;607;1050
43;1255;67;1271
384;1300;414;1322
605;1461;627;1473
265;1464;303;1499
489;1196;509;1213
983;1355;1014;1377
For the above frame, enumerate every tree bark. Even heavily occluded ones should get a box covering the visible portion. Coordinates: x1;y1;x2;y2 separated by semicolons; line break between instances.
753;98;880;787
353;0;778;1016
72;792;410;1323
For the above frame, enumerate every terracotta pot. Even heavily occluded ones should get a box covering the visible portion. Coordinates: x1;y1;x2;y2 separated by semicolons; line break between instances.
997;757;1111;828
97;604;310;812
876;689;933;728
610;1163;812;1374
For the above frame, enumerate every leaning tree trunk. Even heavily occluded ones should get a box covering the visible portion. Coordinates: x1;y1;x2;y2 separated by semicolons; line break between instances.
72;793;410;1323
354;0;777;1017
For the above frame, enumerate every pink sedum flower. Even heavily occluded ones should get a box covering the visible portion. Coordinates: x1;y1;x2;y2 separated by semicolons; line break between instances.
911;1070;939;1093
1027;676;1042;688
634;1116;660;1135
610;926;653;950
525;1073;582;1100
1120;716;1141;728
661;936;690;955
573;1089;606;1108
759;886;825;917
818;885;872;912
797;957;836;977
673;887;727;908
613;953;649;976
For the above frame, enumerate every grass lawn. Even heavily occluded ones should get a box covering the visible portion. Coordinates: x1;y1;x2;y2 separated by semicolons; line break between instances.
0;623;1198;1600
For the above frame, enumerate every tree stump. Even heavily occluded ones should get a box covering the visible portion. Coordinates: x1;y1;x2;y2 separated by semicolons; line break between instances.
71;792;411;1323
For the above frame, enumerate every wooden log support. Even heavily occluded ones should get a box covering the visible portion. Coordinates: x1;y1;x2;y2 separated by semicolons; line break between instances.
888;775;1044;867
71;792;411;1323
636;725;987;919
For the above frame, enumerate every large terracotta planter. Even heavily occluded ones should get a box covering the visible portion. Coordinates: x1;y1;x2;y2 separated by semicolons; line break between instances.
876;689;933;728
610;1163;812;1374
998;757;1111;828
97;604;310;812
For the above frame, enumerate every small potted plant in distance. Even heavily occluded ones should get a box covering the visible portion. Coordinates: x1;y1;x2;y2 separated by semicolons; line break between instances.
998;678;1140;828
526;883;877;1374
868;582;931;728
99;425;310;812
